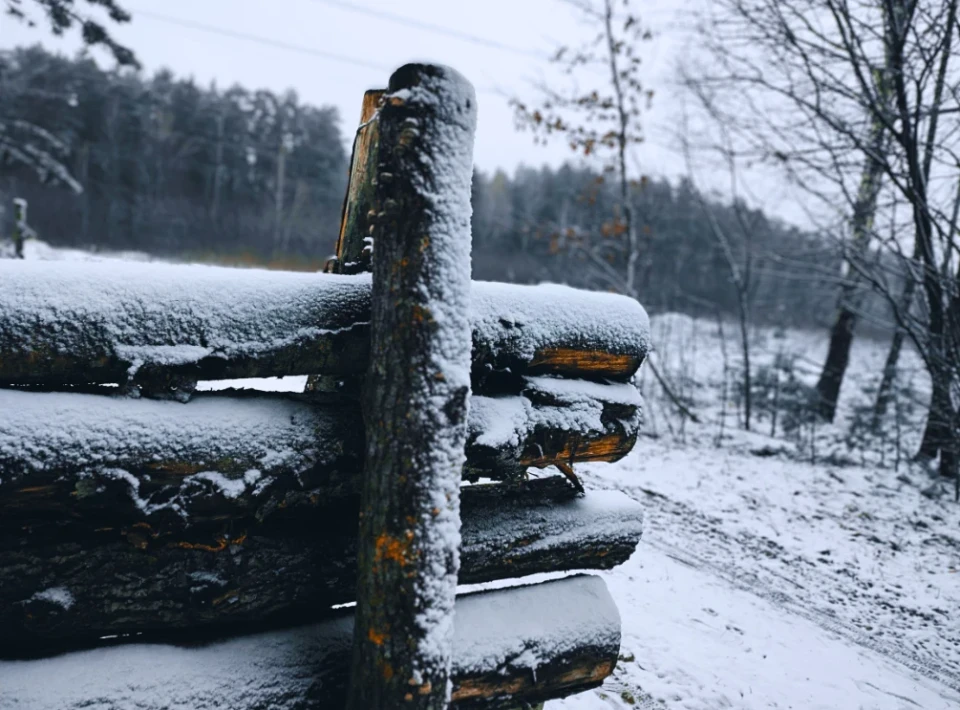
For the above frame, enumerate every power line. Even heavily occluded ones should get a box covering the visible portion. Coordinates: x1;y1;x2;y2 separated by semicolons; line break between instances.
132;9;391;73
307;0;546;59
130;8;507;97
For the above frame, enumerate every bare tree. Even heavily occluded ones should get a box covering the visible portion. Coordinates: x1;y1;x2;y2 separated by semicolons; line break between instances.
684;0;960;477
512;0;651;297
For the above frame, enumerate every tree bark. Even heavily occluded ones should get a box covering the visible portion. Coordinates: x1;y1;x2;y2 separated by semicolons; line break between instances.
348;64;477;709
0;478;642;654
815;101;886;422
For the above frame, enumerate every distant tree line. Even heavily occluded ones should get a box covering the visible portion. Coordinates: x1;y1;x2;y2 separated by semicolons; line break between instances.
472;166;884;331
0;45;348;258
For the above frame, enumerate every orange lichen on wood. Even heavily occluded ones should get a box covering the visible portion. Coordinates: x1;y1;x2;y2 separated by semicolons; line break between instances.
369;627;388;646
529;347;641;379
521;432;636;468
171;533;246;553
374;532;413;567
451;659;615;701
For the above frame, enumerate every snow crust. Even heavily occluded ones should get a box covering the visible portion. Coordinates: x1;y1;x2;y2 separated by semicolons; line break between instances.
470;376;643;449
471;281;650;360
462;487;643;563
0;576;616;710
30;587;75;610
0;259;371;376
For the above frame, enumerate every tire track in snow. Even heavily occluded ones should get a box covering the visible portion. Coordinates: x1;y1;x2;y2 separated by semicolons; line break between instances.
626;486;960;695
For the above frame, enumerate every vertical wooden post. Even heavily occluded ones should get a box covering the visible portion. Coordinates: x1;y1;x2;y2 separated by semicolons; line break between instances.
13;198;28;259
331;88;386;275
310;89;384;393
347;64;477;709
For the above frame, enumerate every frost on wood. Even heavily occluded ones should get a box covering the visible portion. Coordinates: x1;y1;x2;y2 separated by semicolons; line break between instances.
468;376;643;475
0;259;371;385
0;384;638;506
0;576;619;710
0;388;361;524
0;478;642;648
349;63;477;709
0;260;650;385
471;281;650;380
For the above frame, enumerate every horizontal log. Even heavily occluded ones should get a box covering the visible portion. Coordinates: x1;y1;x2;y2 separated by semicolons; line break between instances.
0;575;620;709
0;477;642;651
0;260;650;387
0;380;642;523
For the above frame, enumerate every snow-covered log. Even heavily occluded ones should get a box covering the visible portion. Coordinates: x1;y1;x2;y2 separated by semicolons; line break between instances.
0;575;620;709
0;477;642;650
0;380;640;517
0;261;650;387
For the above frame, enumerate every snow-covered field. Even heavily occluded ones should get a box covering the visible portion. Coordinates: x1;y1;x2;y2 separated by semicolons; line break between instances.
553;314;960;709
6;242;960;708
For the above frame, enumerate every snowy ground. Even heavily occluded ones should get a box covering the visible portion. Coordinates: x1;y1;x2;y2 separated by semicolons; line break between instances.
8;243;960;708
550;314;960;709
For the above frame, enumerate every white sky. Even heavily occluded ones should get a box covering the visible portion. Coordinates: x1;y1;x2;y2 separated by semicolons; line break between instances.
0;0;806;225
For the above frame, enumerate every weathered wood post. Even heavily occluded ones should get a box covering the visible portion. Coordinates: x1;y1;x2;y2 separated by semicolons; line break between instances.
347;64;477;709
332;88;386;275
12;198;29;259
309;89;385;394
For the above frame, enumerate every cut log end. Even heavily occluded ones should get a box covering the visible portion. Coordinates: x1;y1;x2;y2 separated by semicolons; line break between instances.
529;347;643;380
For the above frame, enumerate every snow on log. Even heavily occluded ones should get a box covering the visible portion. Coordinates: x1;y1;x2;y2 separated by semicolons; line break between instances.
0;259;372;386
0;477;642;651
0;379;640;520
0;261;650;387
0;575;620;710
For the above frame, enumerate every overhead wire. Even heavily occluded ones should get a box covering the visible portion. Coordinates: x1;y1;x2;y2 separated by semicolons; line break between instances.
129;7;511;96
306;0;547;59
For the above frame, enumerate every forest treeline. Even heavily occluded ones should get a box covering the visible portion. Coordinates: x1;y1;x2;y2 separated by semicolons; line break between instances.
1;46;871;330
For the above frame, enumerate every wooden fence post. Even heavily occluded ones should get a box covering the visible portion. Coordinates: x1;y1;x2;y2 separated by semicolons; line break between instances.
347;64;477;709
331;88;386;275
309;89;384;394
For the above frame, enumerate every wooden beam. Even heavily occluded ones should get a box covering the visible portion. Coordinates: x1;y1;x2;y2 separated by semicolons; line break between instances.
348;63;477;708
0;575;622;709
0;382;641;524
0;478;641;651
0;262;650;387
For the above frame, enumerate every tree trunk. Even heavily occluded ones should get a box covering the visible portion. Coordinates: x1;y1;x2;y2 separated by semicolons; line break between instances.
737;291;752;431
917;359;952;462
815;114;885;422
348;64;478;710
873;327;905;423
816;307;857;421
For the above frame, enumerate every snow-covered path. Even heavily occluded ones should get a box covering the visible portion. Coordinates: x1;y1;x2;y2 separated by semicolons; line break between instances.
552;440;960;709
